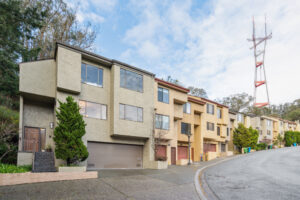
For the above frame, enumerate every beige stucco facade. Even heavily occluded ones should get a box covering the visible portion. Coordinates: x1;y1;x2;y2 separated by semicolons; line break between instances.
18;43;157;168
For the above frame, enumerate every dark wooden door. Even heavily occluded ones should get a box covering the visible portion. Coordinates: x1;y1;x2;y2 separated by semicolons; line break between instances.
24;127;40;152
171;147;176;165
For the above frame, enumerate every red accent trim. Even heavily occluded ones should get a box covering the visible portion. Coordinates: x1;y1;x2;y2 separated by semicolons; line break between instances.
200;97;229;108
155;78;190;93
255;81;266;87
256;62;263;67
188;97;206;105
254;102;269;108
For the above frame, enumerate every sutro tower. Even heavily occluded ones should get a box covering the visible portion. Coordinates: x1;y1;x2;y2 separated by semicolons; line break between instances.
248;16;272;108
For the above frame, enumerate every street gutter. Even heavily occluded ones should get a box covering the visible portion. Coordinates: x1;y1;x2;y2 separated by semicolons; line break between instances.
194;155;243;200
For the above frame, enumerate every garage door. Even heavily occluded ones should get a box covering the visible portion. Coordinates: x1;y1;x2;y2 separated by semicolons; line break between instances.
178;146;188;160
204;143;216;152
87;142;143;169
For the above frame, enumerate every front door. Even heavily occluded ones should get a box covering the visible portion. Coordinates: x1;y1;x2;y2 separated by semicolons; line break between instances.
24;127;40;152
171;147;176;165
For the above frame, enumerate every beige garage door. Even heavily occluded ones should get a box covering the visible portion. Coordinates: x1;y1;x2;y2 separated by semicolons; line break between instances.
87;142;143;169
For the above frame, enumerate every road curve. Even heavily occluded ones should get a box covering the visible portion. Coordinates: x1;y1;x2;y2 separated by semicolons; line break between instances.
201;147;300;200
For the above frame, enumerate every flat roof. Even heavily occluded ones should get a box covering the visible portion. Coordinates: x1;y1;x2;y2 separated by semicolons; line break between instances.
55;42;155;77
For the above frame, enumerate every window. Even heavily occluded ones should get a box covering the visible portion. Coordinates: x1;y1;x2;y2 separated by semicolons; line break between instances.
221;143;226;152
267;120;272;127
207;122;214;131
183;103;191;114
79;100;107;120
217;126;220;136
155;114;169;130
267;130;271;135
181;122;191;135
237;114;243;123
158;87;169;103
217;108;222;119
227;128;229;136
260;130;263;135
207;104;214;114
119;104;143;122
120;68;143;92
81;63;103;87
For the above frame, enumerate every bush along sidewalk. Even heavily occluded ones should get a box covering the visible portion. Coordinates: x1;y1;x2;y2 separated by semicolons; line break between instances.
0;163;32;173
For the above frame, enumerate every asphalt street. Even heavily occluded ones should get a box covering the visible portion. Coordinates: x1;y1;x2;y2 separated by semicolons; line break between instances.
202;147;300;200
0;159;227;200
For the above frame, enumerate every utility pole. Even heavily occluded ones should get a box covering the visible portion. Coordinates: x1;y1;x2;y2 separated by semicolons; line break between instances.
187;130;191;165
247;16;272;108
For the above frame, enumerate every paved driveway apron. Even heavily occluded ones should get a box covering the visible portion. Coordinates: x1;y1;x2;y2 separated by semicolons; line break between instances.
202;147;300;200
0;161;223;200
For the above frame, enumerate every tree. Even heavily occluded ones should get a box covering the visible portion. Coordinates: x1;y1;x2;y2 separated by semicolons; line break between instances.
218;93;253;112
54;96;88;165
23;0;97;59
233;124;258;152
275;134;284;147
0;106;19;163
0;0;46;105
188;86;208;98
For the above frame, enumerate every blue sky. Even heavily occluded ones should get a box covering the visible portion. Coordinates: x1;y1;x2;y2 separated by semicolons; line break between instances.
67;0;300;104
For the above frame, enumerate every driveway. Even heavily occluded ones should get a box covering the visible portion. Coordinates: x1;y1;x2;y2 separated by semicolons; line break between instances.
201;147;300;200
0;159;226;200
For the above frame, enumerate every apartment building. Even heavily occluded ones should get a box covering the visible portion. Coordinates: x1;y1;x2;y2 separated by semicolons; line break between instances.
153;78;189;165
195;97;230;161
17;42;161;169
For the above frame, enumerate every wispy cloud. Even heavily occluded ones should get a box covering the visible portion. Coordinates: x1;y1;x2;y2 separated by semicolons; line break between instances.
120;0;300;104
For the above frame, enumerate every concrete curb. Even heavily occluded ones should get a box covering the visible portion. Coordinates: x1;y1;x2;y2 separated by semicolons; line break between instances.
194;156;242;200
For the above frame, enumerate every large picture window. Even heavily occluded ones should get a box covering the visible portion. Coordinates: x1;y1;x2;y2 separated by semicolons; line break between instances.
81;63;103;87
158;87;169;103
207;103;214;115
181;122;191;135
79;100;107;120
120;68;143;92
183;103;191;114
119;104;143;122
155;114;169;130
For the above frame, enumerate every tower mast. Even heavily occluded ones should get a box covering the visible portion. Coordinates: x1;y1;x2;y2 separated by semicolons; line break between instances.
248;16;272;108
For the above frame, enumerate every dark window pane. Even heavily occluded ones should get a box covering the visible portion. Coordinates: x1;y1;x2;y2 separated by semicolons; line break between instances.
86;65;99;85
81;63;86;82
98;68;103;86
158;87;163;102
120;69;126;88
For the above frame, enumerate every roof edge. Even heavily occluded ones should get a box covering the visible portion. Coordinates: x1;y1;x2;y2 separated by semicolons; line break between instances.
155;78;190;93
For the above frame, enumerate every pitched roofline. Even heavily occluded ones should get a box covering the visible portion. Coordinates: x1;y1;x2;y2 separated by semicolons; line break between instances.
200;97;229;108
155;78;190;93
55;42;155;76
188;97;206;105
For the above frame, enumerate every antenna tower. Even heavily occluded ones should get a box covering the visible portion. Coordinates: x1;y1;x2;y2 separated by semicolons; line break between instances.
248;16;272;108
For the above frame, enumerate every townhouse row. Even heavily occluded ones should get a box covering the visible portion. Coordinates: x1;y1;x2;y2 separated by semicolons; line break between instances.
228;112;300;151
17;43;299;169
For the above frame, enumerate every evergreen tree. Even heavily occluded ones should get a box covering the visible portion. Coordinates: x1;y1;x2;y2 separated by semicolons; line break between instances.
54;96;88;165
233;123;259;152
0;0;46;107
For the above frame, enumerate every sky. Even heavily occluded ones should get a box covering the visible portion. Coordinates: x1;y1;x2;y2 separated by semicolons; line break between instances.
66;0;300;105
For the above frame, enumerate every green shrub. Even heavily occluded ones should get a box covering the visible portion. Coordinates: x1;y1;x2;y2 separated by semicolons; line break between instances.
233;124;259;152
0;163;32;173
255;143;267;151
284;131;300;146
